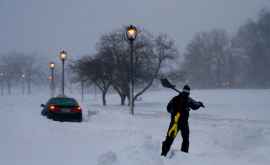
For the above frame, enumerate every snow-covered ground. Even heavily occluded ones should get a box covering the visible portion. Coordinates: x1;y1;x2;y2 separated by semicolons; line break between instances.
1;89;270;165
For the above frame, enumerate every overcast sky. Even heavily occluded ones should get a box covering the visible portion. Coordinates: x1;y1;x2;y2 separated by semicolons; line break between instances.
1;0;270;58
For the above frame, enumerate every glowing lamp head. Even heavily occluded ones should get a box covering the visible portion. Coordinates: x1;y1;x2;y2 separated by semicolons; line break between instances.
49;62;55;69
22;74;25;78
59;50;67;61
126;25;137;41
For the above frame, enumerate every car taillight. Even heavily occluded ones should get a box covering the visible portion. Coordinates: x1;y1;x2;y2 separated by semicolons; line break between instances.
48;105;60;112
71;106;81;113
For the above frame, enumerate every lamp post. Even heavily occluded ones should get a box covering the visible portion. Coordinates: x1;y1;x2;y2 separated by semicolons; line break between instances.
21;74;25;95
49;62;55;97
126;25;138;115
59;50;67;96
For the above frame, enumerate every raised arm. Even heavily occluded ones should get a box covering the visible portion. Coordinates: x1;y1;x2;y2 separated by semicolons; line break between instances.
188;97;205;110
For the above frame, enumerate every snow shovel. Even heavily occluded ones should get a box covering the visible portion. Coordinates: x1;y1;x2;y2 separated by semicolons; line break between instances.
160;78;181;93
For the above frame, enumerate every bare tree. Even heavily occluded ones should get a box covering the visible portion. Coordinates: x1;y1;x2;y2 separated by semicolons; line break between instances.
0;52;47;95
95;29;178;106
70;27;178;107
70;55;113;106
95;30;129;105
233;9;270;88
133;33;178;101
69;59;89;101
183;29;232;88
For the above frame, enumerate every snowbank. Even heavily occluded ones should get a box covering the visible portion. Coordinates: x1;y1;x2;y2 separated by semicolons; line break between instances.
0;89;269;165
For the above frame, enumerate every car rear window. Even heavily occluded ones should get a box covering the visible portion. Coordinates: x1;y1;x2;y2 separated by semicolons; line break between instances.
48;98;78;106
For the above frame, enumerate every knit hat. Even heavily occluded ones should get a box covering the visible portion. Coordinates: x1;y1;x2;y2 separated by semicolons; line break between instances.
182;84;190;94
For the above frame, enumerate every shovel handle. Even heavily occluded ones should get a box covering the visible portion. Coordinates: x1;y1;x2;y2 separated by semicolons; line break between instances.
172;87;181;94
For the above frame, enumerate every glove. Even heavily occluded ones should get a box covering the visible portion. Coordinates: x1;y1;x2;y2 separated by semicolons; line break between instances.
199;101;205;108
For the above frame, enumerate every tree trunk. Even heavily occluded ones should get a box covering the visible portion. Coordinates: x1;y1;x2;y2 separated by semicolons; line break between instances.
27;72;32;95
134;61;162;102
7;80;11;95
120;95;126;106
27;79;31;95
127;95;131;106
95;82;110;106
1;80;4;96
102;91;107;106
113;86;127;106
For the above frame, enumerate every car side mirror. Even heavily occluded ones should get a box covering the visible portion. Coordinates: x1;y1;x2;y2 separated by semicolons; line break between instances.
41;104;45;108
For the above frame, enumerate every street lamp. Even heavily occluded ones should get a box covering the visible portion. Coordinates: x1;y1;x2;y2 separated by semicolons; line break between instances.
49;62;55;97
127;25;137;41
126;25;138;115
59;50;67;96
21;74;25;95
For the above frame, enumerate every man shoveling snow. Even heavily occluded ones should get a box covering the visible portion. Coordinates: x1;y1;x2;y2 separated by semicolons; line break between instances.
161;85;205;156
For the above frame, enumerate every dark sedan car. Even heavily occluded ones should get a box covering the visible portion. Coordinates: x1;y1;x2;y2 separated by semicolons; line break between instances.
41;97;82;122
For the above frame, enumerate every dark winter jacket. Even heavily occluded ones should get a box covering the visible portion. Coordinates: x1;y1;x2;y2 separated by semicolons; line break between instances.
167;93;202;123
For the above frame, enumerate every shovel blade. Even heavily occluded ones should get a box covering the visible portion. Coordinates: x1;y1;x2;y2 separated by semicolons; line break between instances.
160;78;175;89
